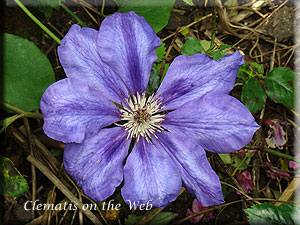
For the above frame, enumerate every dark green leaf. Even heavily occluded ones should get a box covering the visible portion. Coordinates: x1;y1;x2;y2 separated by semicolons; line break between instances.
264;67;295;109
23;0;61;18
147;66;160;94
244;202;300;225
50;149;63;157
0;115;24;134
2;33;55;112
206;50;224;61
219;44;232;50
181;37;203;56
125;215;143;225
241;78;267;113
115;0;175;33
160;63;169;82
37;6;53;18
250;62;264;75
206;45;232;61
232;152;255;170
0;156;29;197
156;40;166;62
149;212;178;225
237;63;250;80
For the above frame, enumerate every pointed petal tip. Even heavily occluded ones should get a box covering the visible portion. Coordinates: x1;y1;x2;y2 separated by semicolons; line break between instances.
63;127;128;202
121;139;182;208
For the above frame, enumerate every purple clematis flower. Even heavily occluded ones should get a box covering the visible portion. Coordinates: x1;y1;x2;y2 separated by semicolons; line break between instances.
40;11;259;208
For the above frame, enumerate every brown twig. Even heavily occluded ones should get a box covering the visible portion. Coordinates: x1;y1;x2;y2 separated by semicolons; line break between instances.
27;155;102;225
23;117;36;220
162;14;213;42
233;0;290;47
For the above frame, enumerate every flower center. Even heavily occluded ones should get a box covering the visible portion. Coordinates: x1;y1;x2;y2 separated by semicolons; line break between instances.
118;92;165;143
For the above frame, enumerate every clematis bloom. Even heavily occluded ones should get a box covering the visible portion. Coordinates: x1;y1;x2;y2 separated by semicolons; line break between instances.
40;12;259;208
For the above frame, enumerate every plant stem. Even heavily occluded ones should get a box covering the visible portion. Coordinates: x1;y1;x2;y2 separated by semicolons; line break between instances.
101;0;106;17
231;152;250;176
245;145;300;164
0;101;43;119
13;0;61;45
61;4;88;27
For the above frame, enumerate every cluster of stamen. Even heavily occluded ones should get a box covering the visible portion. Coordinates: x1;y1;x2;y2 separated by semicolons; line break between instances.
118;92;165;143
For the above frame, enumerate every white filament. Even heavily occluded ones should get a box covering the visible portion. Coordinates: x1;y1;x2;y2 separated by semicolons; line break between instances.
118;92;165;143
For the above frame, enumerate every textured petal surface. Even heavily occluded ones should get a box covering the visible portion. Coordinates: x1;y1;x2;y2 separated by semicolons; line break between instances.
57;24;127;101
122;139;182;208
63;127;128;202
98;11;161;93
156;52;244;110
163;92;259;153
157;132;224;206
40;78;119;143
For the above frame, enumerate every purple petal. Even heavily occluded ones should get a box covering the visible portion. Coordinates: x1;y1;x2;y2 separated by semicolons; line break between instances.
57;24;128;101
156;52;244;110
63;127;128;202
163;92;259;153
121;139;182;208
157;132;224;206
40;78;119;143
98;11;161;93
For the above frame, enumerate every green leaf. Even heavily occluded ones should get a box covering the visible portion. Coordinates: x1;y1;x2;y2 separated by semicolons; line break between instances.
219;44;233;51
180;28;189;36
115;0;175;33
199;40;211;51
149;212;178;225
237;63;250;80
264;67;295;109
0;115;24;134
250;62;264;75
206;45;232;61
0;156;29;197
232;152;255;170
23;0;61;18
50;149;63;157
244;203;300;225
160;63;169;82
125;215;142;225
241;78;267;113
37;6;53;18
218;153;233;164
2;33;55;112
147;66;161;94
183;0;194;6
206;50;224;61
156;40;166;63
181;37;203;56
